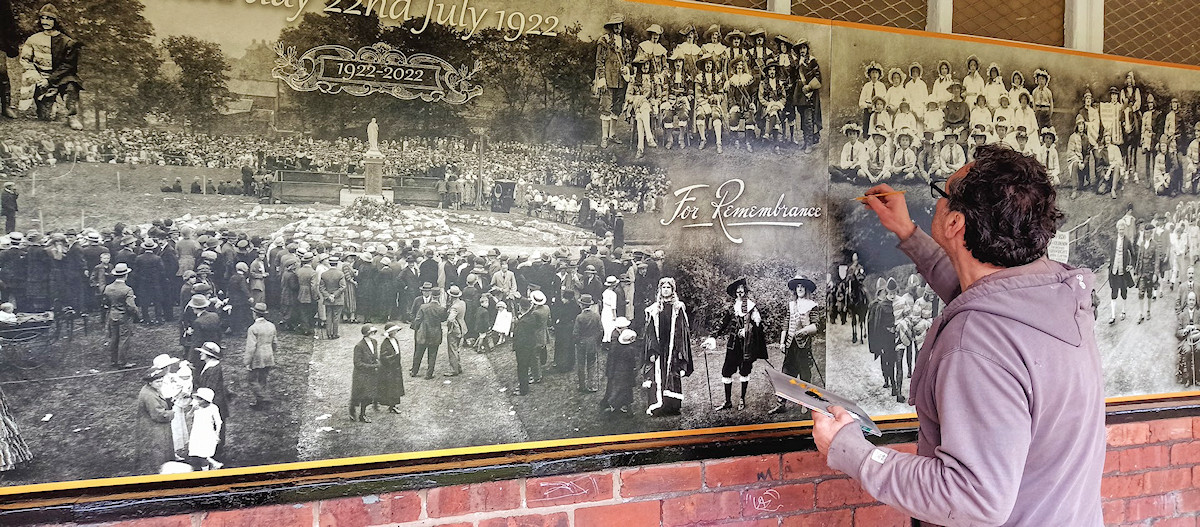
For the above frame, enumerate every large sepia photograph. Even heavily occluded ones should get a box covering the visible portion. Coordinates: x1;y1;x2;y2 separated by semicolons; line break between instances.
0;0;841;488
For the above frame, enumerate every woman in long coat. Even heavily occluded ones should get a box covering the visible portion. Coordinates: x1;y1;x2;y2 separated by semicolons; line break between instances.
340;259;358;323
603;323;638;413
0;384;33;472
350;325;380;422
643;277;693;416
135;369;175;474
376;323;406;413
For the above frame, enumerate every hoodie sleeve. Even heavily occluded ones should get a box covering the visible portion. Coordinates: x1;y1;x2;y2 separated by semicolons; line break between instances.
898;227;962;305
826;348;1031;527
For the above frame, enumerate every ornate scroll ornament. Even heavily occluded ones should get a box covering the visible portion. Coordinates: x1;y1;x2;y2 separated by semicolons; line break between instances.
272;42;483;104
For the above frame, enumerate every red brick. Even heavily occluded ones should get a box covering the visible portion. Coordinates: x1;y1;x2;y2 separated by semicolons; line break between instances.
1126;495;1173;522
109;516;193;527
706;520;778;527
781;450;840;480
427;481;521;518
432;523;473;527
1179;489;1200;513
620;463;703;497
1150;418;1193;443
1173;442;1200;465
705;455;781;488
525;473;614;508
1104;450;1121;474
816;478;875;508
1102;473;1146;499
853;504;909;527
662;491;741;527
575;500;662;527
479;512;570;527
781;509;852;527
740;484;815;516
1192;417;1200;438
1120;445;1171;472
1144;468;1192;494
1109;422;1152;447
1194;465;1200;486
1153;518;1198;527
202;504;312;527
1102;500;1125;524
318;493;421;526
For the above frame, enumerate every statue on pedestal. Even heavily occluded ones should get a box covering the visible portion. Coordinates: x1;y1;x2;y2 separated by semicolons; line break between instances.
367;118;380;155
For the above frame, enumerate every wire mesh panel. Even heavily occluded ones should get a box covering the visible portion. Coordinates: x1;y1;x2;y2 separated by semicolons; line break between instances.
694;0;770;10
953;0;1065;47
791;0;927;30
1106;0;1200;67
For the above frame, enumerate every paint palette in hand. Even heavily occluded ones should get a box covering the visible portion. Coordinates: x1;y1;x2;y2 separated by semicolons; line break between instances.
765;367;882;437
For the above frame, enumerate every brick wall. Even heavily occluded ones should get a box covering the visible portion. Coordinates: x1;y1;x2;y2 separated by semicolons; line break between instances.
36;416;1200;527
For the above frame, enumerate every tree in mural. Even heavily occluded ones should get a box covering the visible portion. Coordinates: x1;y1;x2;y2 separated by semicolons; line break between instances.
162;35;231;132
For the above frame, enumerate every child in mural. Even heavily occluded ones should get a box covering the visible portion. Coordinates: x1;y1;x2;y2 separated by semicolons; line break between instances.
1032;69;1054;129
916;130;938;181
1008;69;1029;105
884;68;906;114
864;127;891;184
933;129;965;180
968;95;992;134
904;62;928;120
993;92;1014;129
1036;127;1062;187
830;123;867;181
983;62;1006;110
595;13;631;150
1153;137;1172;196
930;60;954;107
1066;115;1093;199
961;55;984;110
885;128;919;182
858;61;886;132
865;96;891;137
1014;92;1038;142
923;100;944;135
792;38;822;153
967;127;989;163
694;53;727;153
892;100;918;135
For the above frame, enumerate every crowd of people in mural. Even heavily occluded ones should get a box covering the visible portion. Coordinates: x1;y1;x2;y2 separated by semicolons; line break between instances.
831;60;1200;201
595;14;824;156
825;253;938;403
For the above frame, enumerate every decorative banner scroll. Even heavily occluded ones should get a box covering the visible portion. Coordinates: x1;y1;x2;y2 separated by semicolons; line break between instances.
272;42;483;103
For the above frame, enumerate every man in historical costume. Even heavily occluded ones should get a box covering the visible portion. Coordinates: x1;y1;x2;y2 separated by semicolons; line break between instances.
0;0;19;119
866;277;900;401
595;13;631;149
726;57;758;152
377;323;406;414
443;285;466;377
791;39;821;153
244;303;277;410
102;263;139;369
769;275;823;414
318;254;346;339
18;3;83;130
512;290;550;395
1135;222;1160;324
350;325;380;423
411;288;447;379
693;53;727;153
708;277;767;411
644;277;692;416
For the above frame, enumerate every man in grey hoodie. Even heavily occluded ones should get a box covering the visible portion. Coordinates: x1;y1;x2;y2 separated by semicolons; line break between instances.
815;144;1104;526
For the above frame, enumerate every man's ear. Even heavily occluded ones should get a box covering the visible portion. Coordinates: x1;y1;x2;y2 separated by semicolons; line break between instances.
943;210;967;248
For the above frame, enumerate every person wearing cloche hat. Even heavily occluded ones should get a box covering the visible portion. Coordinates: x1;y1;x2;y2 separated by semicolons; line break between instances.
708;277;766;412
376;322;406;413
135;357;175;475
444;285;467;377
769;273;822;415
350;325;381;423
602;321;639;414
103;262;139;368
193;341;230;456
596;12;632;149
245;300;278;411
188;386;224;470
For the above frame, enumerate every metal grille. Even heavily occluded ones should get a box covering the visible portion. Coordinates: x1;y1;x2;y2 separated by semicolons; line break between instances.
1105;0;1200;67
791;0;927;30
694;0;769;10
953;0;1065;46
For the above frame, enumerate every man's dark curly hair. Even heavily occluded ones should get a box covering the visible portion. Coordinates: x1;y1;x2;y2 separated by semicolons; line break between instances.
946;144;1065;267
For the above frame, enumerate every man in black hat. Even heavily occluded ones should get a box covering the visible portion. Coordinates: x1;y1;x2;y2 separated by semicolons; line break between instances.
102;263;139;368
1;182;17;233
866;277;902;402
710;277;768;411
512;289;549;393
770;274;823;414
411;287;447;379
130;239;165;325
318;255;346;339
293;253;316;335
0;231;27;305
551;289;581;372
18;3;84;130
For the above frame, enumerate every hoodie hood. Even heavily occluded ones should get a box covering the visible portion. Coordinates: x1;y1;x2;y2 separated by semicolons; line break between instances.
937;258;1094;347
